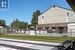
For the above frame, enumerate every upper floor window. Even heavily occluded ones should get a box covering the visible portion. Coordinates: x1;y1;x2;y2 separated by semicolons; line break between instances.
42;16;44;19
67;12;73;17
67;12;69;16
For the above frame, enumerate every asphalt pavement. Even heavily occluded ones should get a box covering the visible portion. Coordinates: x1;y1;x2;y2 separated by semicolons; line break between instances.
0;38;61;50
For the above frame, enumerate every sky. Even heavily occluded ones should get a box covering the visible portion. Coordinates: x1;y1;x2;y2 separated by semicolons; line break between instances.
0;0;71;25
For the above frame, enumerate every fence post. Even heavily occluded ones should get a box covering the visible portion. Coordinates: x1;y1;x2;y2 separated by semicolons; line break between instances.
5;28;7;34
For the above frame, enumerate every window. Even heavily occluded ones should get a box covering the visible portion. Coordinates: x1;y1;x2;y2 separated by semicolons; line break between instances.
67;12;69;16
42;16;44;19
67;12;73;17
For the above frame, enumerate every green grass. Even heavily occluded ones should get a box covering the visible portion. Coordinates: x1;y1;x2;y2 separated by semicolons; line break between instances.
0;34;75;42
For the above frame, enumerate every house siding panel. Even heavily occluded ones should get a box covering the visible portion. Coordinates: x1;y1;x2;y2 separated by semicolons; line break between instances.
38;6;75;24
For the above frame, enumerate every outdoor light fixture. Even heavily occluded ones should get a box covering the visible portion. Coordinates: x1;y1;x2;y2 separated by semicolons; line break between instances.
67;0;75;12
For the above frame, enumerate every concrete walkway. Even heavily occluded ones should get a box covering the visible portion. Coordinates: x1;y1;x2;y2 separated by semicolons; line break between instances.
0;46;17;50
0;38;61;50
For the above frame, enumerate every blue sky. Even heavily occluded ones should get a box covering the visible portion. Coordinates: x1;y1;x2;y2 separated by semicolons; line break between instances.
0;0;71;25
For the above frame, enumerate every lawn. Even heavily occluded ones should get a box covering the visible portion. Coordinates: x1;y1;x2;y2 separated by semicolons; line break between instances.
0;34;75;42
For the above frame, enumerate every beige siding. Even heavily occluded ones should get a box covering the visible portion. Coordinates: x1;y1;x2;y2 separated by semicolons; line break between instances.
38;6;75;24
68;11;75;22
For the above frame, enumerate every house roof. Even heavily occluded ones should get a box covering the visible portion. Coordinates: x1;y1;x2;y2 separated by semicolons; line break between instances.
0;24;5;28
0;24;4;26
0;26;4;28
40;5;72;16
52;5;72;11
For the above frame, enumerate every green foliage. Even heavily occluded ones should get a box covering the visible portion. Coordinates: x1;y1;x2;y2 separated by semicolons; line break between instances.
31;10;41;27
11;19;28;29
0;19;6;26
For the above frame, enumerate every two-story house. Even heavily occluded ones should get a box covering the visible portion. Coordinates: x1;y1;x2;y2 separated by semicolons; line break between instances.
37;6;75;33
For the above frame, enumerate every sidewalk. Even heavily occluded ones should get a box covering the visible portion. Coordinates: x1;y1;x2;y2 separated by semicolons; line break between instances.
0;46;17;50
0;38;61;46
0;38;61;50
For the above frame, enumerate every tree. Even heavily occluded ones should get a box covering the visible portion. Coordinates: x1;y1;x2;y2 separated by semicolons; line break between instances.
31;10;41;28
20;21;28;29
0;19;6;27
11;19;28;29
67;0;75;12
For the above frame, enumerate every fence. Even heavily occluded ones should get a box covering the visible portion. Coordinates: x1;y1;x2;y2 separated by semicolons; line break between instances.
0;28;75;37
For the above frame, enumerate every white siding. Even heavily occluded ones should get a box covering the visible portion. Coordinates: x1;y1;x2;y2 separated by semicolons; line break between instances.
38;6;75;24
